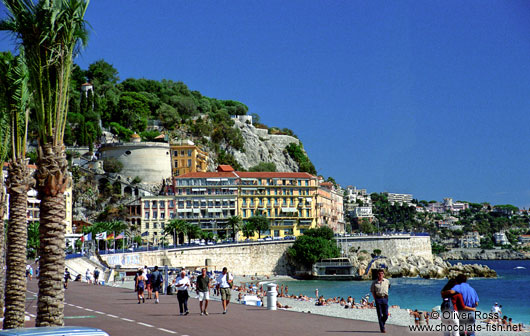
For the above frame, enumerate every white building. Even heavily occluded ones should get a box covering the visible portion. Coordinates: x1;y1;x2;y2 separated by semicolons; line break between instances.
493;231;509;245
386;192;413;206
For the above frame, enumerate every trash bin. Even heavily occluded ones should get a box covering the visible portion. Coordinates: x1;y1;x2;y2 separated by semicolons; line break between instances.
266;283;277;310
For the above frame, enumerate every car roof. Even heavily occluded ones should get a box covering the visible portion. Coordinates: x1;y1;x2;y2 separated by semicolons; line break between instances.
0;326;109;336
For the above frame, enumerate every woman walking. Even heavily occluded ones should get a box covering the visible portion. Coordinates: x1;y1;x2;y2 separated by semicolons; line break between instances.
175;270;191;315
136;269;147;304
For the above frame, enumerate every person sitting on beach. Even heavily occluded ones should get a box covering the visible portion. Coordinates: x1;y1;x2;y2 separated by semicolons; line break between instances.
276;301;291;309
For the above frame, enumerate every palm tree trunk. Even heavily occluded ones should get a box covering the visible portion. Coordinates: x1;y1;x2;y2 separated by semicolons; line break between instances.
36;144;69;327
0;180;6;320
3;159;31;329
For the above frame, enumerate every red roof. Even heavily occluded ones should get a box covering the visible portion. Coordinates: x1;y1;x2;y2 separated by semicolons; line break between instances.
176;172;238;179
175;170;316;179
236;171;315;179
217;165;235;172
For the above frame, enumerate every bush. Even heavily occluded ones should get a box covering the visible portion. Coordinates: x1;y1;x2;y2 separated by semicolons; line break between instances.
285;143;316;175
103;158;123;173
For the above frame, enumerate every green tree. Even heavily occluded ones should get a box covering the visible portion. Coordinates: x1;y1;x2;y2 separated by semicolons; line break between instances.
226;216;242;241
0;0;90;326
0;52;12;322
303;226;335;240
248;216;270;239
163;219;188;245
0;49;33;329
86;59;119;86
288;235;340;269
103;158;123;173
241;221;256;239
359;219;376;234
249;162;276;172
285;143;316;175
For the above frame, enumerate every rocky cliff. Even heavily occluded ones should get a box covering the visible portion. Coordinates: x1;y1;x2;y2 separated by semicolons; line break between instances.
350;251;496;279
225;119;302;172
440;248;530;260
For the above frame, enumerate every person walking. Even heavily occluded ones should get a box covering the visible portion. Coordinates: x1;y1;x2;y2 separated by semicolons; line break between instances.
64;268;72;289
370;269;390;333
136;269;147;304
175;270;191;315
196;268;211;315
85;268;92;284
151;266;163;304
216;267;233;314
93;267;100;285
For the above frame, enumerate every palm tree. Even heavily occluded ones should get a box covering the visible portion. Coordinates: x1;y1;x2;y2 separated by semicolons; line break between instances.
184;222;202;243
241;221;256;240
163;219;188;245
226;215;242;241
0;53;12;322
0;50;33;329
0;0;90;326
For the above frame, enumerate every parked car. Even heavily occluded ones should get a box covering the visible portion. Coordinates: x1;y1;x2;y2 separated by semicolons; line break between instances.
0;326;110;336
264;237;273;241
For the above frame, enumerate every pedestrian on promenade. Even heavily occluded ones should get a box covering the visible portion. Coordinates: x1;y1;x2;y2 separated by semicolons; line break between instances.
136;269;146;304
175;270;191;315
86;268;92;284
441;274;479;336
151;266;163;304
196;268;211;315
146;270;153;300
370;269;390;333
94;267;100;285
216;267;233;314
64;268;72;289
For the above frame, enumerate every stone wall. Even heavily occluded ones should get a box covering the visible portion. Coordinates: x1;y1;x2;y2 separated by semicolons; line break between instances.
337;235;433;262
100;241;294;276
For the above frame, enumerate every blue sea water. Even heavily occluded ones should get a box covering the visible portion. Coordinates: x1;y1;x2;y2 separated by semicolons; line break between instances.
280;260;530;325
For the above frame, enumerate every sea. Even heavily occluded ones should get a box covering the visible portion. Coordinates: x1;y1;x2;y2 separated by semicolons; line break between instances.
280;260;530;325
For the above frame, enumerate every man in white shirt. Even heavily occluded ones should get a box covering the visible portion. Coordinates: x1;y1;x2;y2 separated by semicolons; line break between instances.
216;267;233;314
175;270;191;315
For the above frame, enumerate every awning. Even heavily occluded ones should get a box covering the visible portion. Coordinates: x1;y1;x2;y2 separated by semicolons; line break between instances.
207;178;221;182
281;208;297;213
306;198;313;202
193;209;200;213
207;208;222;213
177;209;192;213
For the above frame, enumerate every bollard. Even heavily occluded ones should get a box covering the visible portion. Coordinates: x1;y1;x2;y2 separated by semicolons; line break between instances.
266;283;277;310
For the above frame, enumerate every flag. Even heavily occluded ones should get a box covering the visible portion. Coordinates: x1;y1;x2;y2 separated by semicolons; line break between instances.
80;235;84;242
96;232;107;240
107;232;115;240
116;232;125;240
141;231;149;237
86;232;92;241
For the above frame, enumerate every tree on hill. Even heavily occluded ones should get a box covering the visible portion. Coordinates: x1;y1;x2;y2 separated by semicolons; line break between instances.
249;162;276;172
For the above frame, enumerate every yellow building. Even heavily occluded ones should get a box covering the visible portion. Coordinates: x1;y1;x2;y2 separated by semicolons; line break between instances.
236;171;318;238
128;165;319;242
170;140;208;176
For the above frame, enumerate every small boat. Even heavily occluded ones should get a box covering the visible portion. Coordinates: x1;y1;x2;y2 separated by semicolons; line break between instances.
514;266;526;270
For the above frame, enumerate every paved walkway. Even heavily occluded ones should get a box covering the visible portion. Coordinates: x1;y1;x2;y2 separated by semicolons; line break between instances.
24;280;430;336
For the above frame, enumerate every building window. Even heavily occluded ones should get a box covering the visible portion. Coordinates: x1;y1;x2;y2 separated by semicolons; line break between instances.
187;159;192;167
174;151;178;157
153;211;158;219
152;200;157;207
145;223;150;229
145;212;150;219
181;150;185;156
160;212;165;219
160;200;165;207
169;200;174;207
154;223;158;229
188;149;192;156
174;160;178;168
144;201;149;208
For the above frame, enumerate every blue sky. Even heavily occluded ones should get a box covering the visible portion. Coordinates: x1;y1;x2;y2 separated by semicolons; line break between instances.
1;1;529;208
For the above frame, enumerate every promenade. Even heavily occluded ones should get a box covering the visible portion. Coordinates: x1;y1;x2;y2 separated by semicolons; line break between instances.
23;280;430;336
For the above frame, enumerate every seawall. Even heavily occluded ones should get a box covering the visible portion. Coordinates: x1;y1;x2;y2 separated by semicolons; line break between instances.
100;241;294;276
337;235;433;262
